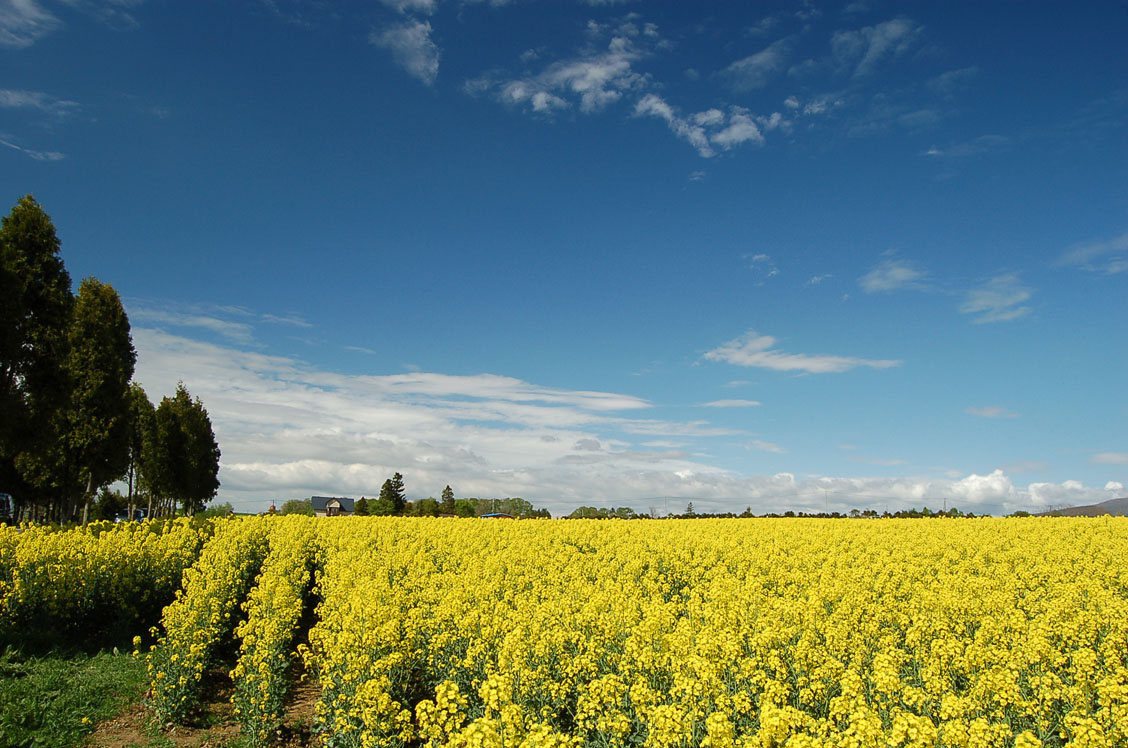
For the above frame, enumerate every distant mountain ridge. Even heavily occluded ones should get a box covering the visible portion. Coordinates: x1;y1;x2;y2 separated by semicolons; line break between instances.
1036;496;1128;517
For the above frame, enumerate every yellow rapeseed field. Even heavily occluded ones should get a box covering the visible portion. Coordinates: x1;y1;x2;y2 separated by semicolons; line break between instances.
300;517;1128;748
12;515;1127;747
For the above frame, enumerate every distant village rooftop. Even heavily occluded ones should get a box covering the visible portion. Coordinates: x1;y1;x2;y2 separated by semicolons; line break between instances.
312;496;355;517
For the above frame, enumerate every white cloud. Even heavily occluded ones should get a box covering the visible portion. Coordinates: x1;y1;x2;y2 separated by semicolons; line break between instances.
721;38;790;92
710;109;764;149
832;17;922;77
923;134;1008;158
130;328;753;514
371;20;440;85
1058;231;1128;275
703;330;901;374
1092;452;1128;466
0;0;59;48
379;0;437;13
477;34;648;115
965;405;1019;419
958;273;1032;324
748;439;786;454
0;88;79;116
122;328;1125;518
701;399;761;408
634;95;765;158
0;136;64;160
1106;481;1124;492
129;307;257;345
858;259;927;292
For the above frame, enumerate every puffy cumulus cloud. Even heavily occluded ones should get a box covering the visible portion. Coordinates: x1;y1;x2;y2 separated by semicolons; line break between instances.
634;94;770;157
1026;478;1119;510
704;330;901;374
371;19;440;85
831;17;922;77
858;259;928;293
958;273;1033;324
471;33;649;115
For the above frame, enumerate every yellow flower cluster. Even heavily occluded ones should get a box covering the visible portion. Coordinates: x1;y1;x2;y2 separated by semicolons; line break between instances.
298;517;1127;748
0;518;205;647
146;517;271;723
231;515;320;745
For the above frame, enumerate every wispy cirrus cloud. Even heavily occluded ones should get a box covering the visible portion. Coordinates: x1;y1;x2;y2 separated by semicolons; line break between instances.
965;405;1019;419
958;273;1032;323
0;88;80;116
924;134;1009;158
748;439;786;454
0;0;59;48
858;259;928;292
702;399;761;408
0;135;64;160
1058;231;1128;275
832;17;923;78
1092;452;1128;466
704;330;901;374
720;38;790;92
371;20;440;85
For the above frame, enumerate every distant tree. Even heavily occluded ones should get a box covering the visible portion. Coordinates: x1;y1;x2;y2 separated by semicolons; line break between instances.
685;502;695;517
147;383;220;516
375;472;406;515
500;497;535;517
354;496;370;516
453;498;476;518
373;480;396;515
201;501;234;518
389;472;406;514
440;485;455;514
91;487;126;521
280;498;313;516
415;497;439;517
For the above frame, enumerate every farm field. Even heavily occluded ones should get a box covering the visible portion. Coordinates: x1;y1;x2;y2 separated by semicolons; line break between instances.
2;517;1127;748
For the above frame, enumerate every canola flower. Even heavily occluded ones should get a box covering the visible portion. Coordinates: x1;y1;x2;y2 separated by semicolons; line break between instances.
231;515;321;745
0;518;206;647
130;516;1128;748
301;517;1127;748
145;517;271;723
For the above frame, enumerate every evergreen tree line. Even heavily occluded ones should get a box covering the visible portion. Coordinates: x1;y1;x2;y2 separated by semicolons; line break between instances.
0;196;220;523
279;477;552;518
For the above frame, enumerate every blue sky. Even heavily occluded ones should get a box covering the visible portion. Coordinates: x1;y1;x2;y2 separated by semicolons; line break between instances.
3;0;1125;516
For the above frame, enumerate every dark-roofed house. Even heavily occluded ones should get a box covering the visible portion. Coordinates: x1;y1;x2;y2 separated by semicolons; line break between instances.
312;496;355;517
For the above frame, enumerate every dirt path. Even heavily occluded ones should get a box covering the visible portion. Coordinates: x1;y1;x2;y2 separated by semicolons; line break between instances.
87;673;322;748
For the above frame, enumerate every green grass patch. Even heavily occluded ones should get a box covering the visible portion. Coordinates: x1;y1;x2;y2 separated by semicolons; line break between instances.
0;647;148;748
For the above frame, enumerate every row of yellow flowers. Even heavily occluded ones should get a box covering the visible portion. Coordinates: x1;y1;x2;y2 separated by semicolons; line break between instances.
0;518;207;648
301;517;1128;748
143;517;271;723
231;515;321;744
